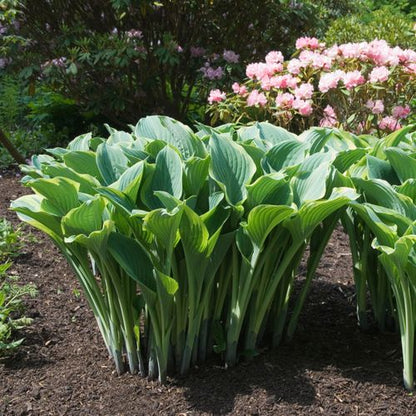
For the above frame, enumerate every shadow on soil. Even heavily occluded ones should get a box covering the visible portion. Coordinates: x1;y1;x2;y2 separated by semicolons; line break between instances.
176;279;402;414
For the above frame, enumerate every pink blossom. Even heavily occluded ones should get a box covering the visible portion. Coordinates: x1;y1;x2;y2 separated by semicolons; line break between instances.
318;71;343;93
275;93;295;108
324;105;337;120
392;105;411;119
366;40;391;65
245;62;281;80
339;42;369;59
342;70;365;90
311;53;332;70
247;90;268;107
320;105;338;127
265;50;284;64
293;99;313;116
379;116;401;131
295;37;320;50
287;58;304;75
369;66;389;83
232;82;241;94
366;99;384;114
208;89;226;104
324;45;340;59
270;74;298;89
294;83;314;100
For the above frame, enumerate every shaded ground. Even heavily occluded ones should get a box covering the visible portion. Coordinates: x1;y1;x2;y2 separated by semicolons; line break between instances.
0;169;415;415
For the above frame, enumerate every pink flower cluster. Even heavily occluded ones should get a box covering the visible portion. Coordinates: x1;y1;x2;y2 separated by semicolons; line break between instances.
208;89;226;104
208;37;415;135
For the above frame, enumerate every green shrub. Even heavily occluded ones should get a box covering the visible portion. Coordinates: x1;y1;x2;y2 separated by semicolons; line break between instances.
0;0;367;125
325;7;416;49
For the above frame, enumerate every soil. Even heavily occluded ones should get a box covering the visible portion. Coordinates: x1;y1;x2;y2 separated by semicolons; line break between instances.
0;168;415;416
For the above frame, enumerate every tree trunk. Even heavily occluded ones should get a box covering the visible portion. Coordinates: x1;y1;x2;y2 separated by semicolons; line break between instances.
0;129;26;165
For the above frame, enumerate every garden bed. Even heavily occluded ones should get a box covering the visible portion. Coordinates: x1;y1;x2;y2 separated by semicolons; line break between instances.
0;169;415;415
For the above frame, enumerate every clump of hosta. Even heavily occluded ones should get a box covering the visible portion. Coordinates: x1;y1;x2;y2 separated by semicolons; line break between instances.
208;38;416;135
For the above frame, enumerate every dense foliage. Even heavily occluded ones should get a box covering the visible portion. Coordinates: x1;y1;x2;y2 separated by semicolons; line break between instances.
325;7;416;50
12;116;416;392
0;0;366;125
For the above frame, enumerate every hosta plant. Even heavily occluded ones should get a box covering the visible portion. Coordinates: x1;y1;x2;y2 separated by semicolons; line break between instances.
11;116;358;382
11;115;416;392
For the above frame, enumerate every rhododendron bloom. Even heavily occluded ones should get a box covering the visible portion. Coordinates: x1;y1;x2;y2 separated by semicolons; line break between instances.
342;70;365;89
246;62;282;80
223;50;240;63
366;99;384;114
369;66;389;83
324;105;337;120
392;105;411;119
232;82;248;95
293;99;313;116
379;116;401;131
275;93;295;108
296;37;320;50
320;105;338;127
339;43;363;59
287;59;303;75
318;71;343;93
247;90;267;107
270;74;298;89
200;66;224;80
208;89;226;104
265;51;284;64
294;83;314;100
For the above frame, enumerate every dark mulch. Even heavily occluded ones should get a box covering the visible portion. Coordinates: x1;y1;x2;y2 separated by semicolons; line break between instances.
0;169;415;416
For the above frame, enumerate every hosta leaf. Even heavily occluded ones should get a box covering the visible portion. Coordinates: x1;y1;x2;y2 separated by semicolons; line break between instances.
108;232;155;293
107;130;134;145
209;132;256;206
109;161;144;201
141;146;183;209
143;207;183;250
244;205;295;248
396;179;416;203
28;177;80;216
10;195;63;238
385;148;416;183
42;163;100;195
67;132;92;151
97;187;136;215
65;220;113;252
366;155;399;184
350;202;397;247
63;151;103;182
155;269;178;296
286;187;358;241
180;205;209;254
184;156;210;197
246;173;292;209
262;141;307;173
333;149;366;173
353;178;416;220
291;152;334;207
62;197;105;237
96;142;129;185
135;115;205;159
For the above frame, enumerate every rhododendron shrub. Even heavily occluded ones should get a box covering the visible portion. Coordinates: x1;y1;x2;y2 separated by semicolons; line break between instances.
209;38;416;135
